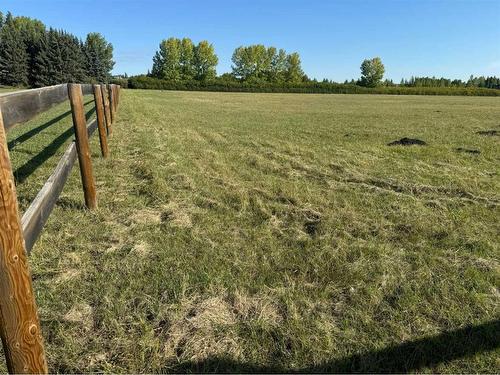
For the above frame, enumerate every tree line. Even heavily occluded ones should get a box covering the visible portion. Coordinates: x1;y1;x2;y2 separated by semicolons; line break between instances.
1;10;499;95
399;75;500;89
149;38;306;84
151;37;218;81
0;11;114;87
144;38;500;93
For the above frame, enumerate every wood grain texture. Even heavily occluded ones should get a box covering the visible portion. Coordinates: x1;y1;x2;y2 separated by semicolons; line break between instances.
68;84;97;209
92;85;109;158
0;84;68;131
116;85;121;108
101;86;112;136
113;85;118;110
21;119;97;253
108;84;115;124
0;109;48;373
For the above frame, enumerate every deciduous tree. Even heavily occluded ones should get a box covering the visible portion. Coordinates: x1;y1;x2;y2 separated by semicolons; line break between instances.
194;40;218;81
231;44;303;83
286;52;304;83
360;57;385;87
152;37;181;81
180;37;195;80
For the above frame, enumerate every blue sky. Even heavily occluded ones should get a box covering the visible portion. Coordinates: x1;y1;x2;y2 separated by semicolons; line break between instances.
3;0;500;81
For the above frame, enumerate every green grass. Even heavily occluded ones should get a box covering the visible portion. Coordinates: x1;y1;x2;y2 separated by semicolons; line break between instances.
2;90;499;372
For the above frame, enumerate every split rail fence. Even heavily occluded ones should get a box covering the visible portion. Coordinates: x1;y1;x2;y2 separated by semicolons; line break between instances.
0;83;121;373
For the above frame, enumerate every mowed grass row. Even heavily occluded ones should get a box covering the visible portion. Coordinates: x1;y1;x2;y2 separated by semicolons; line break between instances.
1;90;499;372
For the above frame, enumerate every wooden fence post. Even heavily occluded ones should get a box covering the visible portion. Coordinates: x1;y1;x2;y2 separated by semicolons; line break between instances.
92;85;109;158
101;85;112;136
68;84;97;209
108;84;115;124
113;85;117;110
116;85;121;107
110;85;115;110
0;108;48;374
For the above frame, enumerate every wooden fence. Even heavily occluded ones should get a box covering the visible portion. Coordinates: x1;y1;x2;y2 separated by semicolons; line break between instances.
0;83;121;373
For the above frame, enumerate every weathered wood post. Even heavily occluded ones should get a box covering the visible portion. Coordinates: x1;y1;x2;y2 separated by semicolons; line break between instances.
92;85;109;158
116;85;121;107
101;85;112;136
114;85;119;109
111;84;116;109
108;84;115;124
0;108;48;374
68;84;97;209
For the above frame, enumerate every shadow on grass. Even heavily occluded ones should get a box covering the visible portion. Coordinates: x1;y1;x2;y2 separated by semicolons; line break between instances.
167;319;499;373
7;100;94;151
12;107;96;184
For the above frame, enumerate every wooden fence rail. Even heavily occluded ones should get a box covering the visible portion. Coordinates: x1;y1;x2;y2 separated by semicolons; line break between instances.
0;83;121;373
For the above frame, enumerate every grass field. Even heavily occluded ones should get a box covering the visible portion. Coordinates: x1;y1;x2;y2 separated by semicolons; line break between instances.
2;90;499;372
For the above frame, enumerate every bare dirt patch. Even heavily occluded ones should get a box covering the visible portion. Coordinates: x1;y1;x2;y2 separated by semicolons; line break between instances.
476;130;499;136
387;138;427;146
301;207;322;237
456;147;481;154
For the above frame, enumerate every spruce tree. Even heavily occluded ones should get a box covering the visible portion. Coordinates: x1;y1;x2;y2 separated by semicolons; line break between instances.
32;32;51;87
0;21;29;86
59;31;86;83
46;28;65;84
84;32;114;82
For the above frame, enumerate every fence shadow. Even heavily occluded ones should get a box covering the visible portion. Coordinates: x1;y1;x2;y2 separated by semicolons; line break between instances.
7;100;94;151
13;107;96;184
166;319;499;373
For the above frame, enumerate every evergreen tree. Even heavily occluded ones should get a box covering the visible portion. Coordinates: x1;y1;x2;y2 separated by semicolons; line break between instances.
5;14;45;86
59;31;86;82
84;32;114;82
46;28;64;84
0;17;29;86
32;31;51;87
0;11;113;87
